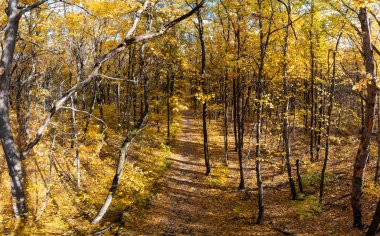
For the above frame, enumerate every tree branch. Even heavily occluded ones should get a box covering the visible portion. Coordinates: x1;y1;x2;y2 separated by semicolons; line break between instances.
18;0;49;16
60;106;107;128
99;74;137;83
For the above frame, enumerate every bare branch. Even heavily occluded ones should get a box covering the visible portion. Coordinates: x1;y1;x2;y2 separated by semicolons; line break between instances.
369;10;380;27
18;0;49;16
56;0;96;17
268;11;308;36
99;74;137;83
126;0;150;38
60;106;107;128
19;37;60;55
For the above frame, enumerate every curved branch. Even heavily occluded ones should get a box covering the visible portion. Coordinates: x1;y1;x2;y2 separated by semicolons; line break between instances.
18;0;49;16
91;115;149;224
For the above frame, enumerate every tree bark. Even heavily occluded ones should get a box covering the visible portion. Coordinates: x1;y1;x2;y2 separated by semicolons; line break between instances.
235;12;245;189
223;68;229;165
309;0;316;162
196;9;211;176
280;0;297;200
255;0;268;224
376;95;380;184
91;114;148;224
366;199;380;236
320;32;342;203
352;7;377;228
233;77;238;152
0;0;27;218
296;159;304;194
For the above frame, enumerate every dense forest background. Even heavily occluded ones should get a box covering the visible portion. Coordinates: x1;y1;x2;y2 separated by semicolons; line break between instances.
0;0;380;235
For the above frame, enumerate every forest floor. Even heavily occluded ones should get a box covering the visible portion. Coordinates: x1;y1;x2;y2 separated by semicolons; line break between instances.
111;111;378;235
1;110;378;235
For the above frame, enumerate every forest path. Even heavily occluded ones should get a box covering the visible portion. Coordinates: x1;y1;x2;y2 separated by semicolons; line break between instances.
129;112;225;234
123;112;271;235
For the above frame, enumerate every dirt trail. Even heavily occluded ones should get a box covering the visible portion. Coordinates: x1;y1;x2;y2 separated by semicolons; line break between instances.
124;113;272;235
131;114;224;234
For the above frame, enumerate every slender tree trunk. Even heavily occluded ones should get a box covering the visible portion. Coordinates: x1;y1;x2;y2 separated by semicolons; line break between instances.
83;80;101;143
309;0;315;162
197;10;210;175
376;95;380;184
91;114;148;224
304;78;309;132
116;83;121;124
315;82;324;161
233;78;238;152
71;96;80;189
281;0;297;200
361;98;365;134
140;13;152;122
320;33;342;203
255;0;266;223
166;73;171;145
296;159;304;194
256;85;264;224
223;68;229;165
235;13;245;189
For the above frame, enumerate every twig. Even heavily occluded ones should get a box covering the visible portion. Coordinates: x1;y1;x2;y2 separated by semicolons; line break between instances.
99;74;137;83
326;193;351;206
60;106;107;128
93;223;115;235
19;37;60;55
273;227;296;236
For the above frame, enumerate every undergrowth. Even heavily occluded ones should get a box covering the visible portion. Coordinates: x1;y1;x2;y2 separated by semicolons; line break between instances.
208;164;229;187
0;122;172;235
291;195;323;220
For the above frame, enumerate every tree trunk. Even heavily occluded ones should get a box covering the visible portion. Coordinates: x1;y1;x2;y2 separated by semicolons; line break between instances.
281;0;297;200
197;10;210;175
91;114;148;224
256;0;265;223
352;7;377;228
255;86;264;224
223;68;229;165
320;33;342;203
309;0;315;162
366;199;380;236
315;82;324;162
166;72;174;145
376;95;380;184
233;77;238;152
71;96;80;189
0;0;28;218
296;159;304;194
140;13;152;122
83;80;101;143
235;13;245;189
